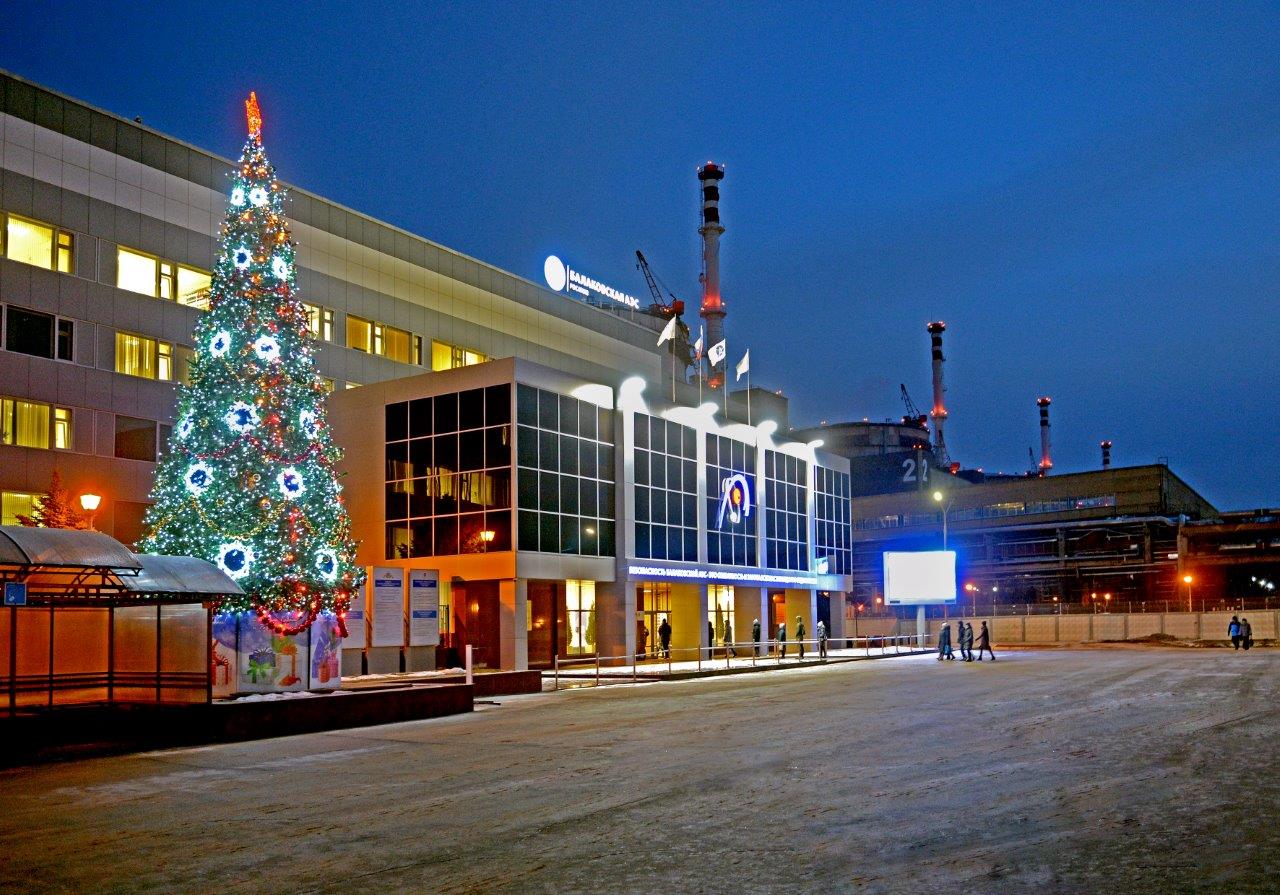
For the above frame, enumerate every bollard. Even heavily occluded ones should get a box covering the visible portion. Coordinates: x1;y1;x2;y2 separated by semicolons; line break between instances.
595;655;600;688
466;645;473;686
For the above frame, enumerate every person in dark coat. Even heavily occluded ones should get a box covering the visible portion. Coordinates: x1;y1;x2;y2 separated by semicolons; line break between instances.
778;620;787;658
708;620;715;658
752;617;762;657
658;617;671;659
1228;615;1241;650
796;616;807;660
975;620;995;660
817;620;828;659
961;622;974;661
1241;618;1253;650
722;618;736;658
938;623;951;661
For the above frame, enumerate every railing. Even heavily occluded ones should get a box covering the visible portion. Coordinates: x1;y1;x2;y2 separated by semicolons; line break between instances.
550;634;931;690
936;597;1279;618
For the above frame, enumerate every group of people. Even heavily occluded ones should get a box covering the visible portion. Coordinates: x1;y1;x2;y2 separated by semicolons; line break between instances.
1228;616;1255;651
642;615;831;661
937;620;994;662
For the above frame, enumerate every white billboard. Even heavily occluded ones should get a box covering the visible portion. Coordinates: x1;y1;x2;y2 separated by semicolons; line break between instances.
883;551;957;605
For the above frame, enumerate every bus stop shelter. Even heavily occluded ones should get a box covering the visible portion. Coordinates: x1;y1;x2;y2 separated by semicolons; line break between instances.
0;526;243;712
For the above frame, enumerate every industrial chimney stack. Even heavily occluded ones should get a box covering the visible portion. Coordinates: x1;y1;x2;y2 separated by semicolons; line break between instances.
926;322;949;462
1101;440;1112;469
698;162;726;388
1037;397;1053;474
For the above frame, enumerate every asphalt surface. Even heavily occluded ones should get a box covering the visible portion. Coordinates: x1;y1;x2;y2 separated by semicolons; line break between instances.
2;648;1277;894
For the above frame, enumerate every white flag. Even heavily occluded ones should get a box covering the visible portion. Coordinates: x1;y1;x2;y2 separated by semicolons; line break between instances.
708;339;727;367
656;315;678;346
735;349;750;381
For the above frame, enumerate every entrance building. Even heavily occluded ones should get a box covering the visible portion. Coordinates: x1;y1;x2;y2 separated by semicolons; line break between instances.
330;359;855;671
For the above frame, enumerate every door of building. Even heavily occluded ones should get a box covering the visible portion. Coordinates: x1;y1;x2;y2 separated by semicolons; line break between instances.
636;582;671;660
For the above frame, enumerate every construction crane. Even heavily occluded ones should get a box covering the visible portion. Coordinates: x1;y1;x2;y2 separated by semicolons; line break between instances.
899;384;928;430
635;250;685;319
636;250;693;368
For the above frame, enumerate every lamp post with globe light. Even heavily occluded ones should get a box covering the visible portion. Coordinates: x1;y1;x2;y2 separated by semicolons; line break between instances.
78;493;101;531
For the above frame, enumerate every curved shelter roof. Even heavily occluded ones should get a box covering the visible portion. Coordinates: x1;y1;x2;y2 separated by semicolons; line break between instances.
0;526;242;602
0;526;141;570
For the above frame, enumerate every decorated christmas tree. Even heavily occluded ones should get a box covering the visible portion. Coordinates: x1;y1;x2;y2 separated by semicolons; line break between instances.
139;93;362;637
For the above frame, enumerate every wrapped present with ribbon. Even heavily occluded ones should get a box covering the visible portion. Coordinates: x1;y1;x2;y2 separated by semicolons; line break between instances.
247;657;274;684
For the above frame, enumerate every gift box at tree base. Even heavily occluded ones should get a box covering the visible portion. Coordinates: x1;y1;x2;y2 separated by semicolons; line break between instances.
211;610;343;697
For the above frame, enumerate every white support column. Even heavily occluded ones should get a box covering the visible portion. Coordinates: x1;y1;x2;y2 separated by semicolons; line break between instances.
499;578;528;671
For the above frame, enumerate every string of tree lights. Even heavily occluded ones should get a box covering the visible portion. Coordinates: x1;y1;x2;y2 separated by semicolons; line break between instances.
138;93;363;637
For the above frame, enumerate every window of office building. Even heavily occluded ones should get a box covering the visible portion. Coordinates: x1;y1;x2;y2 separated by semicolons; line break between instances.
765;450;809;571
431;339;487;372
115;332;173;381
116;247;210;308
303;303;334;341
705;434;756;566
814;466;852;575
384;384;513;559
4;306;73;361
0;397;71;450
564;579;596;656
1;491;38;526
709;584;735;646
381;324;420;364
114;415;160;462
3;214;73;273
515;383;615;557
346;315;373;353
633;412;698;562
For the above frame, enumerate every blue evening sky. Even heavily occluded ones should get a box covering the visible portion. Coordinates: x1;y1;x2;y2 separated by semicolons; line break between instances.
3;2;1277;507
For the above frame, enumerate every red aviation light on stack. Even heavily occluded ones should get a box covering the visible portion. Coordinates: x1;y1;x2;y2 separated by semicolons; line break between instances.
698;162;727;388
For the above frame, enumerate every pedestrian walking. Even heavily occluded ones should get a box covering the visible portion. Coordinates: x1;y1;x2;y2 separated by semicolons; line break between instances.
796;616;806;660
961;622;974;661
723;617;736;658
658;617;671;659
1241;618;1253;651
708;620;715;658
778;620;787;659
752;617;762;657
638;621;649;659
938;623;951;661
1228;615;1241;650
975;620;995;660
817;619;828;659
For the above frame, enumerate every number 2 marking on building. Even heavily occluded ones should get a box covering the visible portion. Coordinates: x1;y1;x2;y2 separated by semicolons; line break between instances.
902;458;929;483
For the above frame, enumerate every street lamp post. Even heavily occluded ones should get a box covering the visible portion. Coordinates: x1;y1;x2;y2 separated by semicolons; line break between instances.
1183;574;1194;613
932;490;952;551
79;493;101;531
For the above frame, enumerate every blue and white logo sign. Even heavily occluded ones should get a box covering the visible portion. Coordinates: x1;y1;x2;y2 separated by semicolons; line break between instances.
543;255;640;310
717;472;753;529
3;581;27;606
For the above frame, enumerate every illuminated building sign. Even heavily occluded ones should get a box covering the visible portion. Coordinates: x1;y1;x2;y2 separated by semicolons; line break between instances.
544;255;640;310
717;472;752;529
628;565;816;587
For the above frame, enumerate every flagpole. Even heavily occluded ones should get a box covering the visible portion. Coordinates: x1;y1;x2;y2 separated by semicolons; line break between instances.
747;367;752;426
670;337;676;403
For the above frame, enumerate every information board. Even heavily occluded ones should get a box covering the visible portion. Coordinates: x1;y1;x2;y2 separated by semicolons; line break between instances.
883;550;957;605
343;588;367;650
408;569;440;646
370;566;406;647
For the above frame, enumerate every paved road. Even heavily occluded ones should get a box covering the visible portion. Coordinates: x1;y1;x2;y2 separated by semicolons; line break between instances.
2;648;1277;894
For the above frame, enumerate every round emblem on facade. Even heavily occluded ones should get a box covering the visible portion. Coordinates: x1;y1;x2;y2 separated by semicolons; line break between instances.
543;255;567;292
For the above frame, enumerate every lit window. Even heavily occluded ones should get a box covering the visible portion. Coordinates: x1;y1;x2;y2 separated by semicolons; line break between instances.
56;232;73;273
565;580;597;656
347;315;372;353
0;397;52;449
176;266;211;309
431;339;488;372
345;381;361;389
158;261;175;300
320;377;335;393
53;407;72;449
115;332;173;381
117;248;159;296
303;303;334;341
382;325;413;363
372;323;385;356
4;215;71;272
412;335;422;365
1;491;38;526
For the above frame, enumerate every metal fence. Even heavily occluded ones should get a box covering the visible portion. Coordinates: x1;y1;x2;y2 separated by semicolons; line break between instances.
931;597;1278;618
550;634;931;690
